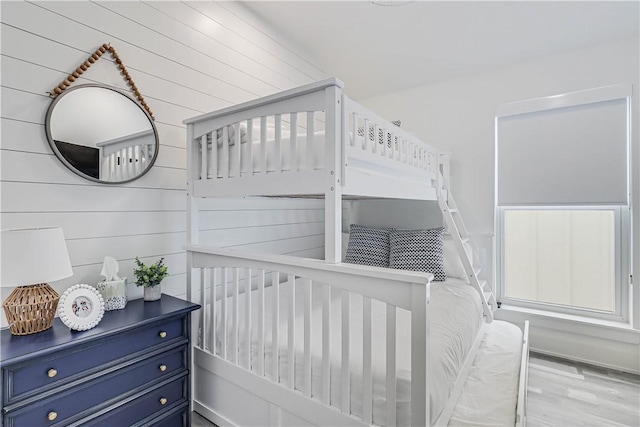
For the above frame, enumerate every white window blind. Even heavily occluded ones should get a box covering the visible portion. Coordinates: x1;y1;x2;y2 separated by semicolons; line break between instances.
496;85;630;206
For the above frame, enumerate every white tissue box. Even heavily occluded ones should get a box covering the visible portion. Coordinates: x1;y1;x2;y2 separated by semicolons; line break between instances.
96;278;127;311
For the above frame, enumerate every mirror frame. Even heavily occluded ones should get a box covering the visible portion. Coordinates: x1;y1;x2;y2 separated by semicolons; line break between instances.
44;84;159;185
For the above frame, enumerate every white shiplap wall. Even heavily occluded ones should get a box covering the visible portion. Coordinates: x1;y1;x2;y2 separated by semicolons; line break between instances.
0;0;326;324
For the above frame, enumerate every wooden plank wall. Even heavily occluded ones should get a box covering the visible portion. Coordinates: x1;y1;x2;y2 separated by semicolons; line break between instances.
0;0;326;323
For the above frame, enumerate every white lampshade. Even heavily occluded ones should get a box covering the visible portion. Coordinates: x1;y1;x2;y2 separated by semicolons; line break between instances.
1;227;73;287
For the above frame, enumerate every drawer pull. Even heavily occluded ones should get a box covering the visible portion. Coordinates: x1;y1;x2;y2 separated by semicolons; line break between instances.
47;369;58;378
48;411;58;421
160;397;168;405
159;331;167;339
159;364;167;372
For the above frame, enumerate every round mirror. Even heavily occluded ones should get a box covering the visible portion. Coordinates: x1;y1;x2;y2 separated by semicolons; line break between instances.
45;84;159;184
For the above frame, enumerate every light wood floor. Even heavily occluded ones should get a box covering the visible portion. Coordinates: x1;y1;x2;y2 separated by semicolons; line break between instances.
191;352;640;427
527;352;640;427
191;411;216;427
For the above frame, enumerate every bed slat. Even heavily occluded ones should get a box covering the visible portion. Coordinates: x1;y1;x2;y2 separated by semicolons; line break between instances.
363;119;370;152
117;150;124;181
246;119;253;176
303;278;312;397
134;146;141;176
322;283;331;405
260;116;267;174
290;113;298;171
199;267;206;350
306;112;314;170
287;274;296;390
199;135;207;180
272;271;280;383
341;289;351;414
244;268;252;370
401;139;406;164
351;113;357;148
373;123;379;154
275;114;282;173
210;131;218;179
143;144;150;173
202;268;217;354
234;123;241;177
386;304;397;427
411;283;429;426
127;147;134;178
257;270;265;376
383;129;388;157
209;268;216;355
232;268;239;364
221;268;228;360
222;126;230;178
363;295;373;424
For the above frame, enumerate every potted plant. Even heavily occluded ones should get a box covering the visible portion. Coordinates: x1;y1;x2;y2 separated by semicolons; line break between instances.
134;257;168;301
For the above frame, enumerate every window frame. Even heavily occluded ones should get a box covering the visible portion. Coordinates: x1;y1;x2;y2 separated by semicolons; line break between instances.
496;205;630;322
494;84;632;324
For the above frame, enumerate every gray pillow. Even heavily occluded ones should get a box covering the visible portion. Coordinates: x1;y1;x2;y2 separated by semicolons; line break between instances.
389;227;446;281
344;224;394;268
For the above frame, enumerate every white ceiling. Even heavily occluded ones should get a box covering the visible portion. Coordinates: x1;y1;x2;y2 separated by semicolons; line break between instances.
242;1;640;99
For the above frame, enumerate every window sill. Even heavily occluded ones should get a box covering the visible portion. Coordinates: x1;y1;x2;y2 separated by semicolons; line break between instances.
495;304;640;344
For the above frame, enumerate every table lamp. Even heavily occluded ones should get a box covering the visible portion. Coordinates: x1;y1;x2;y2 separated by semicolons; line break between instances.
1;227;73;335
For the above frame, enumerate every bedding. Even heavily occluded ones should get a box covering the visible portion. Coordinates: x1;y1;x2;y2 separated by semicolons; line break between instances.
449;320;523;426
205;278;483;425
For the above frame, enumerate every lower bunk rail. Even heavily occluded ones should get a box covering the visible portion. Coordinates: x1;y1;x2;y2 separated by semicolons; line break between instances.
187;246;434;427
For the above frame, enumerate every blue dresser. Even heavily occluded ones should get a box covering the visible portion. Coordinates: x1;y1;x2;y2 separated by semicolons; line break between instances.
1;295;200;426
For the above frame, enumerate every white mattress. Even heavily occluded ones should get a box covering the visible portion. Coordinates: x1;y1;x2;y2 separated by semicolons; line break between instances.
449;320;523;426
206;278;483;425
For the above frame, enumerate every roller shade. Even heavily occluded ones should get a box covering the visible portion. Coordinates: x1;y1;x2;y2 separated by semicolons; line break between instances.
496;85;630;206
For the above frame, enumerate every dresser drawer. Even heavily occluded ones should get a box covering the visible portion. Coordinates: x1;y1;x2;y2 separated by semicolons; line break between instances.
4;315;185;404
83;376;188;427
3;347;187;426
144;404;189;427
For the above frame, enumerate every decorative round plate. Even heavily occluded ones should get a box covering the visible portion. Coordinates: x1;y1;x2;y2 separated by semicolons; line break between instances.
58;284;105;331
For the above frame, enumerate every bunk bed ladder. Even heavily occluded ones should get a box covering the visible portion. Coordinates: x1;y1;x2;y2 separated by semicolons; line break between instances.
438;191;496;322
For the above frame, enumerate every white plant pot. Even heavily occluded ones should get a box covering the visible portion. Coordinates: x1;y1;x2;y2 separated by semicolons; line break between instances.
143;285;161;301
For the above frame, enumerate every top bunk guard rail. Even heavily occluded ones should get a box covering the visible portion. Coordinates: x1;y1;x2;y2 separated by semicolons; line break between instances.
184;78;442;200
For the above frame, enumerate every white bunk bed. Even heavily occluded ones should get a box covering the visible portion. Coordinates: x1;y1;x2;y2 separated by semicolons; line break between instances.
184;78;529;427
96;129;156;181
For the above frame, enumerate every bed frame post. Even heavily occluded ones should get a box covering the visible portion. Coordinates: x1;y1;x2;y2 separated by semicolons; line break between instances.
186;120;201;302
185;122;201;416
411;282;431;426
186;122;202;306
324;83;343;263
438;152;451;192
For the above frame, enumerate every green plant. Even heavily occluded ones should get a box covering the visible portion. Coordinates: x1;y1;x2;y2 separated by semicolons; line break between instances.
134;257;168;288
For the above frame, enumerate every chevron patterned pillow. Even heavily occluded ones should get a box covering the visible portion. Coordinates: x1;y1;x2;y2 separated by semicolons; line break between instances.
389;227;447;281
344;224;394;268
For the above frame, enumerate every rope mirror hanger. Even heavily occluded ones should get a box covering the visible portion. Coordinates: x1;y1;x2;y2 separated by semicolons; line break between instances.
48;43;154;120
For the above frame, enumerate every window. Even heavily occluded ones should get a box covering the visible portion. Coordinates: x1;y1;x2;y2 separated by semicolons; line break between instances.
495;85;631;320
499;207;629;319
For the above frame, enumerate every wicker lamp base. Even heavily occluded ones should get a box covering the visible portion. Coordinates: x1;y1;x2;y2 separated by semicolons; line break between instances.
2;283;60;335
